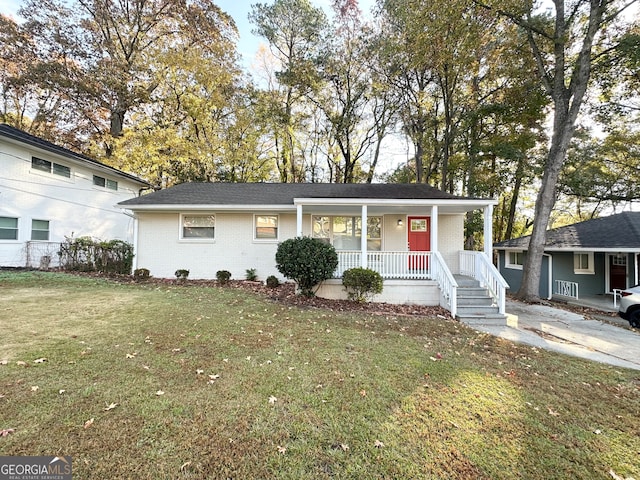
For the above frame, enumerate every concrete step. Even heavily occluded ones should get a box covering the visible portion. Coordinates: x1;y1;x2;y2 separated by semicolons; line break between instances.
457;296;494;306
458;314;509;326
457;287;490;297
456;305;502;316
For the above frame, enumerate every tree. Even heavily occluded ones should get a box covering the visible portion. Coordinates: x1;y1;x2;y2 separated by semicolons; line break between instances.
476;0;639;301
250;0;328;182
17;0;238;157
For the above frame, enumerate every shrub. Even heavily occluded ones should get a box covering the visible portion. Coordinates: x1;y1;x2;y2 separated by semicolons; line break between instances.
216;270;231;285
266;275;280;288
175;269;190;280
59;236;134;274
275;237;338;297
342;267;383;303
133;268;150;280
245;268;258;281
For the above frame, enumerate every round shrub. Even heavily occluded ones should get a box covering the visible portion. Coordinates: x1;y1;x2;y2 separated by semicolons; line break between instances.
175;269;190;280
266;275;280;288
342;267;383;302
133;268;150;280
216;270;232;285
275;237;338;297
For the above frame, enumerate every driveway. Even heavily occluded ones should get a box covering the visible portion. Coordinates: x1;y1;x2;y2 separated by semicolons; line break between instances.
472;299;640;371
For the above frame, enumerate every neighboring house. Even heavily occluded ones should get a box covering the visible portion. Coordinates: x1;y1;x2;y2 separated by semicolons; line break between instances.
118;182;508;318
0;124;151;268
494;212;640;300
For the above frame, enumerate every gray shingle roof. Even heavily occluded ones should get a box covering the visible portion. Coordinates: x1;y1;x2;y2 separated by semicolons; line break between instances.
494;212;640;249
0;123;150;186
119;182;475;207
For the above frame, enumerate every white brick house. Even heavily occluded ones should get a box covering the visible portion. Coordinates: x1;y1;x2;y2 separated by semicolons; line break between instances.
119;182;507;317
0;124;150;268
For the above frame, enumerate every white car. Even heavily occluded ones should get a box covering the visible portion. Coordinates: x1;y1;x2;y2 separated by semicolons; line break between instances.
618;285;640;328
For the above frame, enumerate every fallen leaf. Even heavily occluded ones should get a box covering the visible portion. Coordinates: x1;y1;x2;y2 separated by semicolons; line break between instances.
1;360;8;365
58;389;66;395
16;361;27;367
359;389;367;397
126;353;137;359
208;374;220;380
196;369;204;375
83;418;94;429
0;428;15;437
277;445;287;454
142;365;150;370
180;461;191;472
104;402;118;411
374;440;385;448
268;395;277;404
172;348;181;353
34;358;47;364
547;407;560;417
156;390;165;396
30;386;39;392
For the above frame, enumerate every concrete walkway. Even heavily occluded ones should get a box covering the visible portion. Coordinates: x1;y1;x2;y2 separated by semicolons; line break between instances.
471;299;640;371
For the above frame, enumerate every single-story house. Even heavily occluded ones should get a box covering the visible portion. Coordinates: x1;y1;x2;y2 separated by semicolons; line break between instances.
118;182;509;319
0;124;151;268
494;211;640;300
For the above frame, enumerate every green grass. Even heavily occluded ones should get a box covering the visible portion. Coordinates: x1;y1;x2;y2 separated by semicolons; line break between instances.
0;271;638;479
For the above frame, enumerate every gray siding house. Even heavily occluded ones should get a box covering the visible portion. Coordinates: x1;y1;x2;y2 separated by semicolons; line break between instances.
494;212;640;300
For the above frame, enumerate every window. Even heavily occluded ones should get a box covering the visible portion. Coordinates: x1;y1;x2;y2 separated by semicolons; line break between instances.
182;215;215;239
410;218;428;232
255;215;278;240
31;157;71;178
312;216;382;251
31;220;50;241
506;250;524;269
93;175;118;191
0;217;18;240
574;252;594;274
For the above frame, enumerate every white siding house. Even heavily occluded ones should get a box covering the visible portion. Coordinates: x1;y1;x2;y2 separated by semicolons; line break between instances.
0;124;150;268
119;183;507;317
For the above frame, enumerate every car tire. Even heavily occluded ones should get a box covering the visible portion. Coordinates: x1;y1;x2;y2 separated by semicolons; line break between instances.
630;310;640;328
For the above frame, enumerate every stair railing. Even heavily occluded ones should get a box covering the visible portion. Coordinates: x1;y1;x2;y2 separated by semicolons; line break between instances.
459;251;509;314
431;251;458;318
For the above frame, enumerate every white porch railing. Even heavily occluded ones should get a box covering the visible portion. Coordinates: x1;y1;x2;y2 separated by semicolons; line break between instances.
334;250;458;316
459;250;509;314
554;280;579;299
431;251;458;317
334;251;432;280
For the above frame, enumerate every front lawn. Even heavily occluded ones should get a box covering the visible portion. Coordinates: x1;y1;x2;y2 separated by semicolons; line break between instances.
0;272;638;479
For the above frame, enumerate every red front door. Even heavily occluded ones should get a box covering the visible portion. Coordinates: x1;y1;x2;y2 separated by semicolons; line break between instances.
408;216;430;270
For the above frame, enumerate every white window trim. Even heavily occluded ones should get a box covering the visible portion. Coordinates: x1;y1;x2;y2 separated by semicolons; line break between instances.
179;213;216;242
0;216;20;242
31;219;50;241
253;214;279;242
311;215;383;251
505;250;524;270
30;157;74;183
574;252;595;275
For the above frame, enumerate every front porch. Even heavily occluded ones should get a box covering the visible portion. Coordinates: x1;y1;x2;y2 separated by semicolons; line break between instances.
321;250;509;319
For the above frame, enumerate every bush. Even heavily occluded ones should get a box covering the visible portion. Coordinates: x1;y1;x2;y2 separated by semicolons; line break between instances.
58;236;134;274
216;270;231;285
342;267;383;303
266;275;280;288
245;268;258;281
133;268;150;280
275;237;338;297
175;269;189;280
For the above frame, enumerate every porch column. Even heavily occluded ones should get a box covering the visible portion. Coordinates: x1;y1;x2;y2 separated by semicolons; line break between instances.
430;205;439;254
483;204;493;259
361;204;368;268
296;204;303;237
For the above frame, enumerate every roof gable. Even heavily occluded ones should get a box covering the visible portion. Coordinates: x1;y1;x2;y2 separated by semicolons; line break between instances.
0;123;150;186
494;212;640;250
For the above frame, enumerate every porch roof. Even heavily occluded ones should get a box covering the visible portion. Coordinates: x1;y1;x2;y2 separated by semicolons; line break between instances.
119;182;496;214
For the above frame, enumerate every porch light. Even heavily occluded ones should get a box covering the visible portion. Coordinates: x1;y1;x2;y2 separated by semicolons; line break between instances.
397;219;403;227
